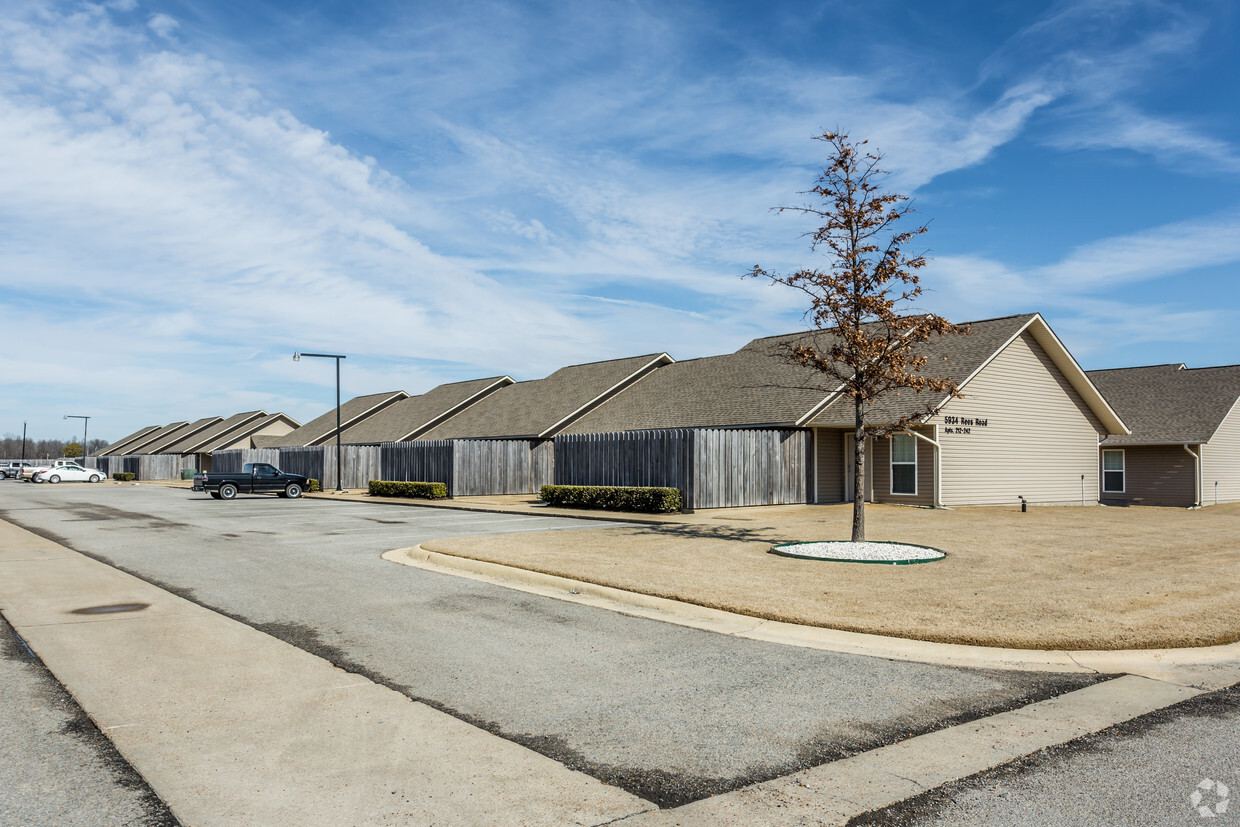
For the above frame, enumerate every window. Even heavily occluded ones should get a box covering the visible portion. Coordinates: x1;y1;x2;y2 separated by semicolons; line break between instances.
1102;449;1125;493
891;432;917;495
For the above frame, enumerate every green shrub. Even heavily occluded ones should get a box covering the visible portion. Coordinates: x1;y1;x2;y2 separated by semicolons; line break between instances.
368;480;449;500
307;478;322;492
112;472;136;482
539;484;682;514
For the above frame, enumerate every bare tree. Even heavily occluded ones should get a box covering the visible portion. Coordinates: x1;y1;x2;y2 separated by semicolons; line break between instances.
748;132;968;541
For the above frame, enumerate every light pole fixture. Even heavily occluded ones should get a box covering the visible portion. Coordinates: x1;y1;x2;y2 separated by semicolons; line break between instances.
64;415;90;465
294;351;346;491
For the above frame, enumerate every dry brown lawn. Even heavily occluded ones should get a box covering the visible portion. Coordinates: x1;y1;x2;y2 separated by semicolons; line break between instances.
422;502;1240;650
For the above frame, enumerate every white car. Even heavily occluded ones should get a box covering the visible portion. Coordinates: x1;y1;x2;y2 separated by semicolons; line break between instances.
34;464;104;484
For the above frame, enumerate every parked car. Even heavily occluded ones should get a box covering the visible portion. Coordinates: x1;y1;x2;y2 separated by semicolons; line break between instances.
21;459;81;481
192;463;310;500
33;463;104;484
2;461;34;479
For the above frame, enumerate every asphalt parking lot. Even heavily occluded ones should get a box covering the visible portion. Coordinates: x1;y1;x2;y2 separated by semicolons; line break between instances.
0;483;1103;807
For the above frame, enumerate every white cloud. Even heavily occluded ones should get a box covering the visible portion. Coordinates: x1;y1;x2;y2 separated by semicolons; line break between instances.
0;0;1233;436
147;13;178;39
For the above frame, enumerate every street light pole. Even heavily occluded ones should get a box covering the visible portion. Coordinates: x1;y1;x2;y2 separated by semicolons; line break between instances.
293;352;346;492
21;421;26;462
64;415;90;465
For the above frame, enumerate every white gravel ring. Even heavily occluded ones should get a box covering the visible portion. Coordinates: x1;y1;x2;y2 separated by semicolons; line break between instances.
770;540;945;564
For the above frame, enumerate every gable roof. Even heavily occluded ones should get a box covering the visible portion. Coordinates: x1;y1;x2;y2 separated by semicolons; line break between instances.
114;421;190;455
101;425;162;455
133;416;223;454
1088;363;1240;445
259;391;409;448
561;336;847;433
160;411;269;454
565;313;1128;435
807;313;1126;433
336;377;514;444
208;413;301;450
420;354;673;440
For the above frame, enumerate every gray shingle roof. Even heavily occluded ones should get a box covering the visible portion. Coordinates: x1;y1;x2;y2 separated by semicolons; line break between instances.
809;314;1037;426
420;355;671;440
1088;363;1240;445
260;391;409;448
102;425;162;455
564;315;1038;433
160;411;268;454
337;377;513;444
134;417;223;454
561;338;843;433
115;422;189;454
208;413;300;450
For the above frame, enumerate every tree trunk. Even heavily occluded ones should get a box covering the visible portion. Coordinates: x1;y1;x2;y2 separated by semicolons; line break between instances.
852;395;866;542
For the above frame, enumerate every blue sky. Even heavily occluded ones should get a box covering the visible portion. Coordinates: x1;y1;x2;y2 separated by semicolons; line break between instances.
3;0;1237;443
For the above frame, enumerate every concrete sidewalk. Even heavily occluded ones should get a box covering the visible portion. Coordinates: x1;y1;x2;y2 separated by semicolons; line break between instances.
0;519;652;826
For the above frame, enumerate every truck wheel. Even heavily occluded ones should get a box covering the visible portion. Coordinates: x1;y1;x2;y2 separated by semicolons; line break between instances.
210;492;222;500
48;474;61;484
219;483;238;500
284;483;303;499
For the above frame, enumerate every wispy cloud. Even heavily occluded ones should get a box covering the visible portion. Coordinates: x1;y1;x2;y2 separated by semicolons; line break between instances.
0;0;1234;436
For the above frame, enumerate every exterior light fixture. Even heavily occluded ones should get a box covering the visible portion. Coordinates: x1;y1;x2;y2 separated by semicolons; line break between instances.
64;414;90;466
293;352;346;491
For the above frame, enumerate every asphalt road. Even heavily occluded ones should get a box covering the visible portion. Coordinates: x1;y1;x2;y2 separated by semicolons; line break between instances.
0;614;176;826
854;684;1240;826
0;482;1102;807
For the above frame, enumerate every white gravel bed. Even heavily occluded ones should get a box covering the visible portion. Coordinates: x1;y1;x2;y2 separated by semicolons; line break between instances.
772;540;945;563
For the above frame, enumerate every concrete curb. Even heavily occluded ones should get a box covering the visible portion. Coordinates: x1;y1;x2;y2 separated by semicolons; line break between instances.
385;545;1240;687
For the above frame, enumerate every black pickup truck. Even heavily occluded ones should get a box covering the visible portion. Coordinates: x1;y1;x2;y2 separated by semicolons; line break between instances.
193;463;310;500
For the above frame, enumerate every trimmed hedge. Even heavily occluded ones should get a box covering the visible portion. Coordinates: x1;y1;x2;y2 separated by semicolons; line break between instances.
368;480;449;500
112;472;136;482
539;484;683;514
307;478;322;492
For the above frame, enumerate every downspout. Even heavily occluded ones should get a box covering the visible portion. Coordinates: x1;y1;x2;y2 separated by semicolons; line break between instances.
904;427;942;508
1183;444;1201;507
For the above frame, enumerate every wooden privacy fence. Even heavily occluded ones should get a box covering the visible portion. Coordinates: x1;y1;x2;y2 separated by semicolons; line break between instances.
451;439;553;497
208;439;551;496
692;428;811;508
210;449;281;474
90;454;194;480
554;430;694;491
320;445;381;490
277;446;325;483
381;441;454;489
554;428;812;509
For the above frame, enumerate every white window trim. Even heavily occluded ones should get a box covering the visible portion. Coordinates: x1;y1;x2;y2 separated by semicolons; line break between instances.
890;432;918;496
1102;448;1126;494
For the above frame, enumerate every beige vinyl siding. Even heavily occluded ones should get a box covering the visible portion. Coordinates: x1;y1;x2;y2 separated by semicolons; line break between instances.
937;330;1105;506
869;428;935;507
1202;398;1240;505
815;428;845;503
1100;445;1197;507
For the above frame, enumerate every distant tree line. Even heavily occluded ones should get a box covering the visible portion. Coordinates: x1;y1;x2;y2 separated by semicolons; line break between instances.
0;435;110;460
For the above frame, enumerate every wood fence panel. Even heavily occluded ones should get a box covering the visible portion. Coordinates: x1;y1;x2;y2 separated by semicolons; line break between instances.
451;439;543;496
379;441;455;491
278;447;325;483
691;428;810;508
553;430;694;497
138;454;183;480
